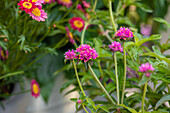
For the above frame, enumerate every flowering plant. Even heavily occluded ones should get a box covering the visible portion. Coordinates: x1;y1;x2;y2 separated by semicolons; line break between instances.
1;0;170;112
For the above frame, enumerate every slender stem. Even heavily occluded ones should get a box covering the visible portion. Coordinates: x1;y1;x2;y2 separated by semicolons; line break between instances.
72;60;86;96
114;52;119;105
121;42;126;104
81;23;88;45
93;0;98;12
81;0;98;45
72;60;90;113
82;104;89;113
88;63;116;105
109;0;117;32
142;82;147;113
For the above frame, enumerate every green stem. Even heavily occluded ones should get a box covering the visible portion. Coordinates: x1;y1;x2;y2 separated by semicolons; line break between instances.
88;63;116;105
121;42;126;104
72;60;91;113
72;60;86;96
81;23;88;45
142;82;147;113
93;0;98;12
114;52;119;105
109;0;117;32
82;104;89;113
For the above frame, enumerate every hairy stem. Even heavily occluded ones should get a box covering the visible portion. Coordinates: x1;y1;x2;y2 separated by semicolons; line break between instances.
121;42;126;104
88;63;116;105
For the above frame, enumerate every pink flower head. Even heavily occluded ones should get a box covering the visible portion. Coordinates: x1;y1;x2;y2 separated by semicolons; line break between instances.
140;23;152;36
57;0;72;8
77;100;82;104
75;44;98;62
65;27;76;44
17;0;37;13
31;79;40;98
108;41;123;52
69;17;85;32
82;1;90;8
115;27;133;40
139;62;155;77
77;4;85;13
64;49;76;60
29;7;48;21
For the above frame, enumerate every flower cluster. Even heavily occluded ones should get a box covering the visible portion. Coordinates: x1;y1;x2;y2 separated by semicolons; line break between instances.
17;0;48;21
69;17;85;32
115;27;133;40
64;44;98;62
139;62;155;77
57;0;72;8
64;49;76;60
31;79;40;98
0;47;9;61
108;41;123;52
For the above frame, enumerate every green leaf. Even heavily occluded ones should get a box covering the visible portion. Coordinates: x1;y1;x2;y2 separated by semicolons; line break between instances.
155;95;170;109
142;52;170;65
60;79;77;93
96;105;110;113
119;104;137;113
138;75;149;86
137;34;162;46
47;29;64;36
132;2;153;13
70;98;78;102
152;46;161;55
102;0;109;8
116;17;135;27
154;18;170;28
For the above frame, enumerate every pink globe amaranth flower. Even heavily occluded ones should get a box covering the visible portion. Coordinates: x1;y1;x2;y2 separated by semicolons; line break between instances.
64;49;76;60
31;79;40;98
29;7;48;21
140;23;152;36
139;62;155;77
77;100;82;104
115;27;133;40
17;0;37;13
65;27;76;45
77;4;85;13
69;17;85;32
75;44;98;62
108;41;123;52
82;1;90;8
57;0;72;8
